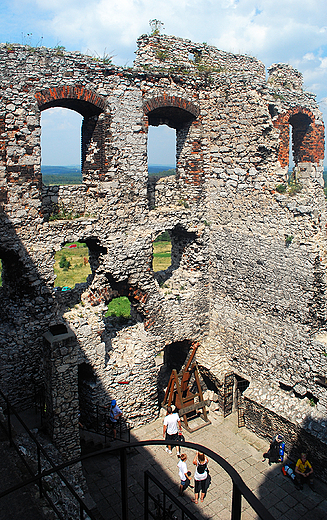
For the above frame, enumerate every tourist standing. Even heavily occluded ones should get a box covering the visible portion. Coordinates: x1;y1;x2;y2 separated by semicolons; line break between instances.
192;452;208;503
177;454;192;496
105;399;122;440
163;406;182;456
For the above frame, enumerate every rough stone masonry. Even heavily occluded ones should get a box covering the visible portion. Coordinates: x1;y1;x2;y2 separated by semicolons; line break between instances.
0;33;327;477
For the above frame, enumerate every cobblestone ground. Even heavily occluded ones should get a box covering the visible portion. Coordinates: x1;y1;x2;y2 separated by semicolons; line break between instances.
82;410;327;520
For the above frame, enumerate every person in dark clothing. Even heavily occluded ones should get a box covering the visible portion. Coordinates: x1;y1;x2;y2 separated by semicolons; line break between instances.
262;434;284;465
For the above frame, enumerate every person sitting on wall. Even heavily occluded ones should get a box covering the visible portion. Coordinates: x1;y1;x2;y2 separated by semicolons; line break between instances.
105;399;122;440
295;453;314;490
262;434;284;465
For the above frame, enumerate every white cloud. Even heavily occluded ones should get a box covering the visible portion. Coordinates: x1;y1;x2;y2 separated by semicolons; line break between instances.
303;53;316;61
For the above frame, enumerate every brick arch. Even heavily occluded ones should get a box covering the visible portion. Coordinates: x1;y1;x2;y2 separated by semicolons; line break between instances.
35;86;106;117
273;106;325;168
144;95;199;117
144;95;199;130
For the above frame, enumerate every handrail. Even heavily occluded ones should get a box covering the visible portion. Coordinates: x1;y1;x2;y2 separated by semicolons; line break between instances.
81;403;130;443
144;470;199;520
0;389;96;519
0;438;275;520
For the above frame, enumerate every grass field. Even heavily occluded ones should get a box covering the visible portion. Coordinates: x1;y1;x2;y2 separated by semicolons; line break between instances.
54;242;91;288
153;240;172;272
105;296;131;318
0;237;172;295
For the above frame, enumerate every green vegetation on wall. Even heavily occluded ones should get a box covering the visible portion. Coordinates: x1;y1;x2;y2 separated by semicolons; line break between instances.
106;296;131;318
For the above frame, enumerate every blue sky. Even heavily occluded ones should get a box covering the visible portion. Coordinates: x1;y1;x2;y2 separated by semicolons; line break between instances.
2;0;327;166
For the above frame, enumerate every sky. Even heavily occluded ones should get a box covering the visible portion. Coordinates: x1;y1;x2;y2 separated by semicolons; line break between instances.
1;0;327;166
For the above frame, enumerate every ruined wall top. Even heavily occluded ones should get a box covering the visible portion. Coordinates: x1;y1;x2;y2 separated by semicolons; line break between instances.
134;34;266;78
268;63;303;92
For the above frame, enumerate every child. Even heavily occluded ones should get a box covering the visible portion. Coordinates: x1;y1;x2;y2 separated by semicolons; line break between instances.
177;454;192;496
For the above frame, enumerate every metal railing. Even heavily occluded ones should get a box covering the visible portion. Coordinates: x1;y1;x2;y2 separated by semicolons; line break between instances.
145;470;198;520
81;404;130;444
0;389;96;520
0;433;276;520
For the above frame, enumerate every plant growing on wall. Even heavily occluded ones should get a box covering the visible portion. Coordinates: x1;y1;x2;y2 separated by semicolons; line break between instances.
149;19;164;36
155;45;169;62
288;179;302;196
276;184;287;193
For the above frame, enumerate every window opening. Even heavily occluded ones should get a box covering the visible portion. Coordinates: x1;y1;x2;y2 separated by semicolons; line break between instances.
289;124;294;173
147;125;176;210
154;226;197;289
152;231;172;272
188;50;202;64
102;276;145;330
288;112;312;168
148;125;176;171
106;296;131;319
41;107;82;185
54;241;91;290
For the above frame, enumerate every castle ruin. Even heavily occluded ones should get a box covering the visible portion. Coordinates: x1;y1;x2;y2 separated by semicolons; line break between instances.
0;34;327;478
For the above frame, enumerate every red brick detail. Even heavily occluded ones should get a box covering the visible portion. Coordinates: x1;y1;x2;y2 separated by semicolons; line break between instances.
6;165;41;186
143;95;199;117
0;116;5;163
273;106;325;167
35;86;106;111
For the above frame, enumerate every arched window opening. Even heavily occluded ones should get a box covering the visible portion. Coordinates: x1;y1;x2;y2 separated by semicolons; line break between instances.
289;124;294;172
41;108;83;185
147;125;176;209
146;104;196;209
54;241;92;290
289;112;312;167
152;231;172;273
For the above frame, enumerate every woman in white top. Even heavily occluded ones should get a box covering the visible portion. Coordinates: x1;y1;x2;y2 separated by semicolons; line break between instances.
192;451;208;503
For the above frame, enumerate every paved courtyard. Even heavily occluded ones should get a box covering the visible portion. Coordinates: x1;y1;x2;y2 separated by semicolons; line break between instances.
82;409;327;520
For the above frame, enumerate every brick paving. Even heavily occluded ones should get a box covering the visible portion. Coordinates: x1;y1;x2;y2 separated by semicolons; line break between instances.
82;410;327;520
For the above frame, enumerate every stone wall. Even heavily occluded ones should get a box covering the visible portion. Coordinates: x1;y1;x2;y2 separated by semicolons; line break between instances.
0;34;326;460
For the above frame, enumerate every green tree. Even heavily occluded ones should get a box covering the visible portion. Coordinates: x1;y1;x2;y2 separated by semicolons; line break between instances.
59;256;70;271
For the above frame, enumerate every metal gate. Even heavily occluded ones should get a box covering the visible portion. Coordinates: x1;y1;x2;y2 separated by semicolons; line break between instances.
236;378;249;428
223;373;234;417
